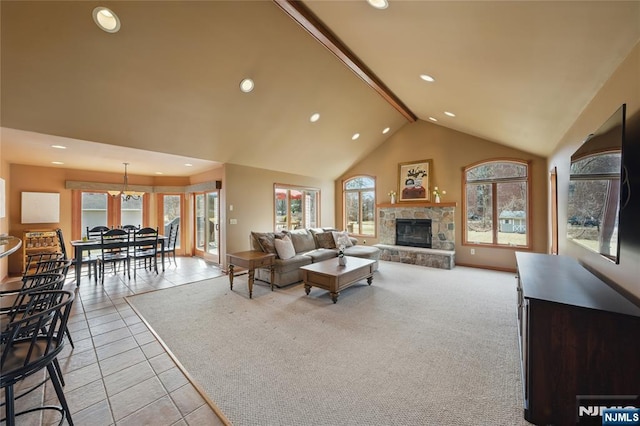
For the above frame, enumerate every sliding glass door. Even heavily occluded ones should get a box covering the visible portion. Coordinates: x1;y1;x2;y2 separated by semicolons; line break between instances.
194;191;220;263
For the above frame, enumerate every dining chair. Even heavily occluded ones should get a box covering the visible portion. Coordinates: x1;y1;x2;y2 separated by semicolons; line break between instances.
56;228;98;283
132;227;159;278
122;224;139;232
0;289;75;426
86;225;110;240
158;223;179;265
98;228;130;284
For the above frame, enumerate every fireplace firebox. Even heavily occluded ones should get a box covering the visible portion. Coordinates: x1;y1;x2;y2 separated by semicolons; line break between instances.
395;219;432;248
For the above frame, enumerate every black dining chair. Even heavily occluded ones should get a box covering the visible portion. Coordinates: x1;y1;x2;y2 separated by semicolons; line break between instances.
86;225;110;239
0;289;75;426
158;223;179;265
98;228;130;284
132;227;159;277
56;228;98;283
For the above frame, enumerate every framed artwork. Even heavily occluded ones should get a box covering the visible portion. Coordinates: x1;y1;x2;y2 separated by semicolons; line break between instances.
21;192;60;224
398;159;433;202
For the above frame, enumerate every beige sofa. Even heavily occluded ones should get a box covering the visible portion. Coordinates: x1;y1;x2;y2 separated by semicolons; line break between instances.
250;228;380;287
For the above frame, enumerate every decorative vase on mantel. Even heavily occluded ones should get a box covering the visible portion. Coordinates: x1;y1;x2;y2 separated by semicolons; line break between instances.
435;194;440;203
391;194;396;204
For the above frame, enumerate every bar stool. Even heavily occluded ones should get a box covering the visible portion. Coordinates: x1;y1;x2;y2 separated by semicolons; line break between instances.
0;289;75;426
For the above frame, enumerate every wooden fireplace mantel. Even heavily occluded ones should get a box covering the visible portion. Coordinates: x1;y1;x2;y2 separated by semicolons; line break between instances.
376;202;456;208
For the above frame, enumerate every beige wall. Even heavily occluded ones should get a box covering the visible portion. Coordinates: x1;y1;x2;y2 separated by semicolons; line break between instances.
336;119;548;271
549;41;640;300
5;164;73;275
223;163;335;258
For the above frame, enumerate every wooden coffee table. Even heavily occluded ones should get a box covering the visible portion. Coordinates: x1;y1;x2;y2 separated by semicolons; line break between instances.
227;250;275;298
300;256;376;303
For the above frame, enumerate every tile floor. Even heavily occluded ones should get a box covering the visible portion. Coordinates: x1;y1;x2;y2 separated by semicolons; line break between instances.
2;256;228;425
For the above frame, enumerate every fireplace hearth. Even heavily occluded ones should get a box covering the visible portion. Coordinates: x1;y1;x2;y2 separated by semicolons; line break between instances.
396;219;432;249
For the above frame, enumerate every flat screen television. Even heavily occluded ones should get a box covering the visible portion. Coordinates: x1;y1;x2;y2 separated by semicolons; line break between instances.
567;104;625;263
619;107;640;254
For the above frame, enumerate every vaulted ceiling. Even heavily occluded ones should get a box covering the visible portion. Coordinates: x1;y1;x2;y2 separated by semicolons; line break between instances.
2;1;639;178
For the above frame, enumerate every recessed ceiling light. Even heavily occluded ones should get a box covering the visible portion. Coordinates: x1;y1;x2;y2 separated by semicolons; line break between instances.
51;145;67;149
92;7;121;33
420;74;435;82
184;163;193;167
51;161;64;165
239;78;254;93
367;0;389;10
444;111;456;117
155;171;164;175
352;133;360;140
429;117;438;122
310;113;320;123
382;127;390;134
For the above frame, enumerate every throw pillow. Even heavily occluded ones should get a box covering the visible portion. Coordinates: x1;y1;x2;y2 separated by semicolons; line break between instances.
255;232;284;254
332;230;353;248
274;235;296;260
315;232;336;249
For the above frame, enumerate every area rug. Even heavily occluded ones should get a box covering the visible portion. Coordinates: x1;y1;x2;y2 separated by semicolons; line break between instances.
126;261;530;426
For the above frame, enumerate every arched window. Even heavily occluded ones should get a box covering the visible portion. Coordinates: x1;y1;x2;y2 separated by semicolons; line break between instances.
463;160;530;248
344;176;375;236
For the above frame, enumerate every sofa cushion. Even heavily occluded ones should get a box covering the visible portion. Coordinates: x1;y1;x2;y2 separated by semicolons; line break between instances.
315;232;336;249
332;230;353;248
287;229;316;253
274;235;296;260
343;245;381;260
302;248;339;263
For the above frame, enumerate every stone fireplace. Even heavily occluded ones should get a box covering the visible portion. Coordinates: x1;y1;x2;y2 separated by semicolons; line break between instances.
378;204;454;250
395;219;432;248
375;203;456;269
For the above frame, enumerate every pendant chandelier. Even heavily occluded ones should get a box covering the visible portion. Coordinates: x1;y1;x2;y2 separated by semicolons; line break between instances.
107;162;144;201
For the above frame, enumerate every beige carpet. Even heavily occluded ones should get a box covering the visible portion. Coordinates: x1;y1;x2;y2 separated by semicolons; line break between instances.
127;261;530;426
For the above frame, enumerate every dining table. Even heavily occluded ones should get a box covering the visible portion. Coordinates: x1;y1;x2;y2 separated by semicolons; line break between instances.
71;235;168;286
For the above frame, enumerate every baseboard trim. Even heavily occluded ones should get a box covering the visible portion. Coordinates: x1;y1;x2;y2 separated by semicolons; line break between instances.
454;262;516;274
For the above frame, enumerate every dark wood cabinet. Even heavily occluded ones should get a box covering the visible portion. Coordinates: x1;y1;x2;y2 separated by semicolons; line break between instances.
515;252;640;425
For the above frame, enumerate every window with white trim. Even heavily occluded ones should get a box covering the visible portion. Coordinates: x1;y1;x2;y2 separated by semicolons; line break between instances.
344;176;375;236
463;160;530;247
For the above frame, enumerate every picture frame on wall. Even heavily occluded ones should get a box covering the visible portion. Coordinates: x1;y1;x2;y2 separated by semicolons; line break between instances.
398;159;433;202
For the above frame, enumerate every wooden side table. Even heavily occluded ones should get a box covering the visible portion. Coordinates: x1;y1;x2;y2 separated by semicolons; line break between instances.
227;250;275;298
